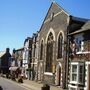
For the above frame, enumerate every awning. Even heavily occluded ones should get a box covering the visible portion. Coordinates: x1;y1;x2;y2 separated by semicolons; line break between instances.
9;67;19;71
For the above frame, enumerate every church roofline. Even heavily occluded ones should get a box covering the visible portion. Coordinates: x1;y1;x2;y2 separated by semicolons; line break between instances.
53;1;70;16
39;2;70;32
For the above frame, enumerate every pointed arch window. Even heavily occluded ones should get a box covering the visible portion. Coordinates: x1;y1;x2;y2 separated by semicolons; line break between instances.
40;40;43;60
46;32;53;72
57;33;63;59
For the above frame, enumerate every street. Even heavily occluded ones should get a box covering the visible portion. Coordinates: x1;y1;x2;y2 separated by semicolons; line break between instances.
0;77;30;90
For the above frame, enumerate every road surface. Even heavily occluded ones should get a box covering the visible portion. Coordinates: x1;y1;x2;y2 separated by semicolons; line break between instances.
0;77;30;90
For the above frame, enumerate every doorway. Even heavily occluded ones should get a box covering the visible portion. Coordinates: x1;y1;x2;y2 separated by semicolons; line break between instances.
88;65;90;90
56;65;61;86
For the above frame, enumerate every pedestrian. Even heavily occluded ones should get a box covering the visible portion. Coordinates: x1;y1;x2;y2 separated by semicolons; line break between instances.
0;86;3;90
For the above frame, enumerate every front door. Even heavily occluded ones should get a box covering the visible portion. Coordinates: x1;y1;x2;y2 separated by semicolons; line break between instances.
56;66;61;86
58;67;61;86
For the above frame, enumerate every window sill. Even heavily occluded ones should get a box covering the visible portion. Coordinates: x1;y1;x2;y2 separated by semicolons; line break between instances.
70;81;84;85
44;72;53;76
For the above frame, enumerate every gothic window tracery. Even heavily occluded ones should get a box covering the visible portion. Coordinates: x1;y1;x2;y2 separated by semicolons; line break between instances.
40;40;43;60
57;33;63;59
46;32;53;72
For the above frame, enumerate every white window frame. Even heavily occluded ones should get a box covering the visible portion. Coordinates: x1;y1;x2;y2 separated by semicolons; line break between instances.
68;85;77;90
69;85;84;90
44;72;53;76
70;62;78;84
79;65;84;83
70;62;84;85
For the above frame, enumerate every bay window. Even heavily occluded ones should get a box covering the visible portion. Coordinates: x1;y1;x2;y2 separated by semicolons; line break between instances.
70;62;84;84
79;65;84;83
71;65;77;81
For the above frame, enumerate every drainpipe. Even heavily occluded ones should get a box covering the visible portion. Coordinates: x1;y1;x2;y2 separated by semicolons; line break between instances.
66;32;70;89
66;16;72;89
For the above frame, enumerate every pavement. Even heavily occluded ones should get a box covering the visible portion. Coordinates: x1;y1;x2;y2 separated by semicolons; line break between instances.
0;74;64;90
22;79;63;90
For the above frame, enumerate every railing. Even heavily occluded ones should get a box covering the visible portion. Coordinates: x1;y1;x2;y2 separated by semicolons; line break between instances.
69;40;90;60
83;40;90;51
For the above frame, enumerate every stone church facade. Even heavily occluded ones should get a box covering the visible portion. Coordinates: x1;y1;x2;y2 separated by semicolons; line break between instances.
29;2;90;90
37;2;69;88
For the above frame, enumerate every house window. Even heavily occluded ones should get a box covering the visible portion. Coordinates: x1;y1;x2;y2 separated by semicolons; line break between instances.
33;44;36;57
71;65;77;81
79;65;84;83
74;34;84;52
40;40;43;60
46;32;53;72
57;33;63;59
70;62;84;84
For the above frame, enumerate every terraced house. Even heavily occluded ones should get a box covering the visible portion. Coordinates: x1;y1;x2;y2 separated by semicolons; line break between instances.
31;32;39;81
22;37;32;79
68;17;90;90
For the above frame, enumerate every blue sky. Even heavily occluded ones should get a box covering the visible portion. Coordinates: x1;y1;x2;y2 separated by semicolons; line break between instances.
0;0;90;53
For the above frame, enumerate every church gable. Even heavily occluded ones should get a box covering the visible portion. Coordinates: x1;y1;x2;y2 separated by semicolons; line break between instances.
39;2;70;39
44;2;69;23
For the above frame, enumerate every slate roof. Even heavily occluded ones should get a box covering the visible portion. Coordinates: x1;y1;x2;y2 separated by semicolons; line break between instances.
81;21;90;30
71;16;88;22
68;20;90;35
0;51;6;58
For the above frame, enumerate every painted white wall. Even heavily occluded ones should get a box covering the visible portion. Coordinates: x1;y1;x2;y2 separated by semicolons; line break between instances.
22;39;30;78
85;62;90;90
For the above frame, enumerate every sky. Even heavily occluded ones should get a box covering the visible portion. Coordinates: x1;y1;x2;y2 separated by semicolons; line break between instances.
0;0;90;53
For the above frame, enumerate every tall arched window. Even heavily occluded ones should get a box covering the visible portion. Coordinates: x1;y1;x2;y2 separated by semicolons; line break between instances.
57;33;63;58
40;40;43;60
46;32;53;72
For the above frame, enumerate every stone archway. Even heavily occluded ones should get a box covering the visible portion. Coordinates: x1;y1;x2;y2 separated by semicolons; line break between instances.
55;64;62;86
